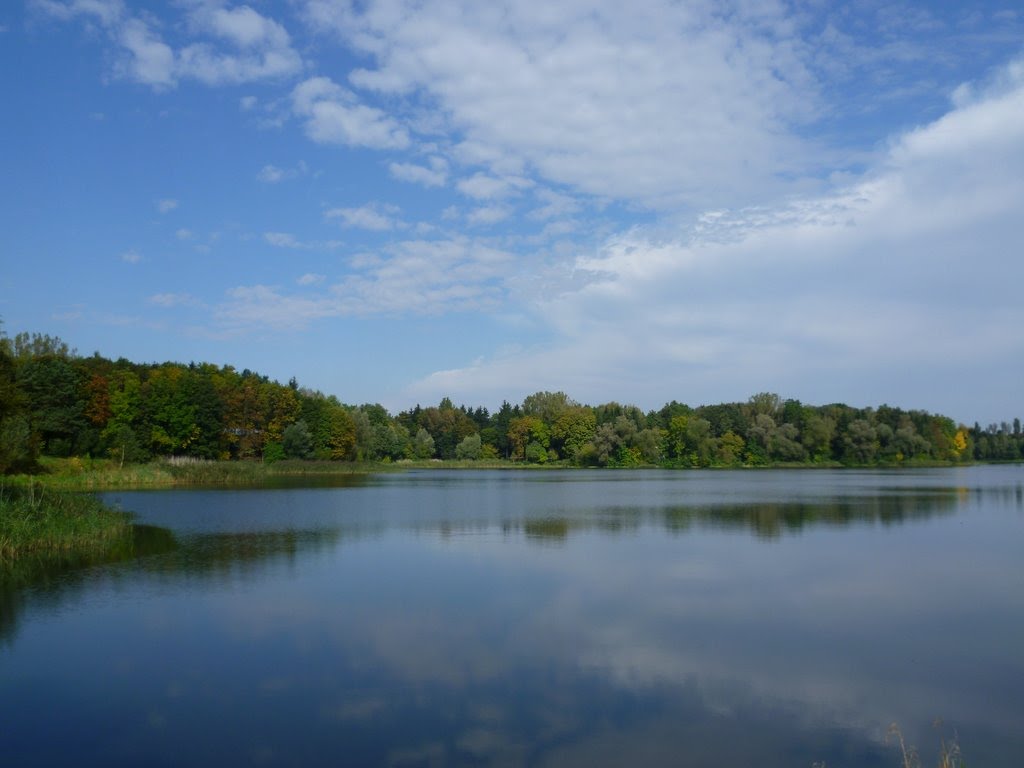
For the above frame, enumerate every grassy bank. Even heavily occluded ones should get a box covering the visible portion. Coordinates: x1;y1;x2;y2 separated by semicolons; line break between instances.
14;457;524;491
0;483;132;562
8;454;990;493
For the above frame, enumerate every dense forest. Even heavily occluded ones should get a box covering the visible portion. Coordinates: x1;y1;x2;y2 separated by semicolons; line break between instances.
1;329;1021;474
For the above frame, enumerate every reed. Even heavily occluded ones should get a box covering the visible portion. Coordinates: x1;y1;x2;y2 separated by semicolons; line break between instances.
888;723;966;768
0;482;132;561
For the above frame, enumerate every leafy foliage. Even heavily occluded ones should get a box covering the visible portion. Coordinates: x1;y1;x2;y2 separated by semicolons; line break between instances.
1;325;1020;473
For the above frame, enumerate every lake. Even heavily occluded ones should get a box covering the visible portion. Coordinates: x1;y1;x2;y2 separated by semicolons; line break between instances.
2;466;1023;766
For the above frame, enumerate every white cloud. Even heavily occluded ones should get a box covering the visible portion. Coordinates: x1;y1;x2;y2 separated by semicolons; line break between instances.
148;292;199;308
297;273;326;286
217;284;338;330
117;17;175;87
325;202;401;231
175;228;193;240
530;188;582;220
176;40;302;86
37;1;302;88
264;232;303;248
202;6;287;49
536;220;577;239
257;161;308;183
389;157;448;187
406;61;1024;422
32;0;123;27
156;198;177;213
217;236;516;328
239;95;258;111
304;0;819;207
120;249;141;263
466;205;512;226
258;164;286;183
174;4;304;85
291;76;409;149
455;173;530;200
263;231;343;250
336;238;515;315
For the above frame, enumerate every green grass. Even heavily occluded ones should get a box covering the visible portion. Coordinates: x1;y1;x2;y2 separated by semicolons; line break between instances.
0;482;132;562
14;457;372;491
10;452;996;495
14;456;541;491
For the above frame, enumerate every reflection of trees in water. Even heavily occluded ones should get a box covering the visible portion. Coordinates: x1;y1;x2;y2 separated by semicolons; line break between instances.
662;491;963;539
1;524;344;647
0;483;995;638
968;481;1024;511
512;490;966;542
1;524;175;646
140;528;343;582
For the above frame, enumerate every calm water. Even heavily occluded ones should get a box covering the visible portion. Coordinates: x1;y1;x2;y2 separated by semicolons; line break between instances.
2;467;1023;767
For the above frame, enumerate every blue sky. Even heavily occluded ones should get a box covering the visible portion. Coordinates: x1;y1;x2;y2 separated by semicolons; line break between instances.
1;1;1022;424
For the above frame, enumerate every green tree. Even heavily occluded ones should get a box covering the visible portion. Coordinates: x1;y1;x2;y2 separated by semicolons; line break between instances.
890;423;931;461
10;331;75;361
769;422;806;462
715;430;745;465
0;338;38;473
262;383;301;447
745;414;776;465
667;415;714;466
696;402;748;438
801;413;835;462
488;401;518;458
141;366;202;456
550;407;596;461
349;408;375;460
101;370;147;464
747;392;783;420
263;441;286;463
843;419;878;464
17;356;86;456
684;418;715;466
412;427;436;459
180;368;224;459
417;401;478;459
371;422;410;461
282;420;313;459
455;433;482;460
585;415;640;466
0;414;36;473
524;441;549;463
507;416;549;461
326;406;356;460
633;427;664;464
521;391;575;423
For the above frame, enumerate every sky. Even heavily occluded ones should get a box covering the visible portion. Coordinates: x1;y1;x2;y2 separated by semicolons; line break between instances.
1;1;1022;424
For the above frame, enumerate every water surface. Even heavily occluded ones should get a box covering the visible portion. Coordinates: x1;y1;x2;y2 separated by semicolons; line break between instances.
2;467;1023;766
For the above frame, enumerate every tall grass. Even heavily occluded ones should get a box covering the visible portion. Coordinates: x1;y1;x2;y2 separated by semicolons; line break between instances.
889;723;966;768
0;482;132;561
15;457;381;491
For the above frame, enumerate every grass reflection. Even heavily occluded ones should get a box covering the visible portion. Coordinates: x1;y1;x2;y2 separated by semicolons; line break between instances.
1;523;176;646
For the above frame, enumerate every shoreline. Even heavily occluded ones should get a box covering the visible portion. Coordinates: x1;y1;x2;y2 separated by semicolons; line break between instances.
5;456;1011;493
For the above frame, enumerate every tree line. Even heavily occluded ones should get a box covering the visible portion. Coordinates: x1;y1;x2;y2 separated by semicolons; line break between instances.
1;329;1021;473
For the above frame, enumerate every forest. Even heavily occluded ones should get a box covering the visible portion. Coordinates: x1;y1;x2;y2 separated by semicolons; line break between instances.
1;329;1022;474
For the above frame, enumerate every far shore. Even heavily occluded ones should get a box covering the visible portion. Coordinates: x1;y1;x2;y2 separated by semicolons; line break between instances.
3;455;1006;493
